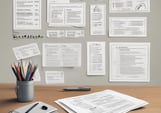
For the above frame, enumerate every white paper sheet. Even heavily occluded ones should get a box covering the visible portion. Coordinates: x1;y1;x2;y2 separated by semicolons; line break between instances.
65;30;84;38
87;42;105;75
45;71;64;84
43;43;81;67
56;90;148;113
51;0;70;3
110;42;150;82
47;30;84;38
109;0;150;13
109;17;147;37
47;1;86;27
12;43;40;60
47;30;65;38
13;0;41;30
33;68;41;82
90;5;106;35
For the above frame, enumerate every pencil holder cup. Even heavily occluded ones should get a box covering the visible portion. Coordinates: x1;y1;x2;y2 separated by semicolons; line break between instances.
16;80;34;102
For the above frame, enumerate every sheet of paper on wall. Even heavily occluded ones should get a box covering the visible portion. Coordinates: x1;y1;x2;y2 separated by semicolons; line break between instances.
47;30;84;38
109;0;150;13
45;71;64;84
47;1;86;27
87;42;105;75
47;30;65;38
65;30;85;38
12;43;40;60
52;0;70;3
13;0;41;30
109;42;150;82
33;68;41;82
43;43;81;67
90;5;106;35
109;17;147;37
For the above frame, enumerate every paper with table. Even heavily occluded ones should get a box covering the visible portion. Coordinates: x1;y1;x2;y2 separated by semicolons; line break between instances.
13;0;41;30
109;0;150;13
56;89;148;113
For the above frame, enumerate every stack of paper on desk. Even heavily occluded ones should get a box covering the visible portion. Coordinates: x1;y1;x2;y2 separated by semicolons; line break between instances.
55;90;148;113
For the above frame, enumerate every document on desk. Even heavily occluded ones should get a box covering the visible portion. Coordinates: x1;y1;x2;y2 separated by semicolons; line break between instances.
12;43;40;60
109;0;150;13
87;42;105;75
43;43;81;67
90;4;106;35
56;90;148;113
47;1;86;27
110;43;150;82
109;17;147;37
13;0;41;30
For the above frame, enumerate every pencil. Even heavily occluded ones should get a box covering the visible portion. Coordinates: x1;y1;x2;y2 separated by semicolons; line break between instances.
11;65;18;80
14;63;22;81
29;65;37;81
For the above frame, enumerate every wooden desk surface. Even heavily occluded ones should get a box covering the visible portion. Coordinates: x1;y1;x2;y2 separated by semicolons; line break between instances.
0;84;161;113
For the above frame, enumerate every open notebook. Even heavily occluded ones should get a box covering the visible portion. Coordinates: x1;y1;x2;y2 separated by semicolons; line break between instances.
9;101;58;113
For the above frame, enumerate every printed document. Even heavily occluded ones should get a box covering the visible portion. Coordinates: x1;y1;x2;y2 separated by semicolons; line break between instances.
43;43;81;67
12;43;40;60
110;43;150;82
56;90;148;113
90;5;106;35
47;30;84;38
13;0;41;30
47;1;86;27
87;42;105;75
109;0;150;13
45;71;64;84
109;17;147;37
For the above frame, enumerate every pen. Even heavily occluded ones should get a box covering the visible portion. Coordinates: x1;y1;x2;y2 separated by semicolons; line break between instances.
25;103;39;113
63;87;91;91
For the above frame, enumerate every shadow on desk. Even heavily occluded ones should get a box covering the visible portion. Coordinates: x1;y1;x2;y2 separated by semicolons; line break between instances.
0;98;17;106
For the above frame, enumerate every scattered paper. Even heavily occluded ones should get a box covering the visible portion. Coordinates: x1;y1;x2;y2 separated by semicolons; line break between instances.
109;0;150;13
87;42;105;75
45;71;64;84
109;17;147;37
56;90;148;113
13;0;41;30
110;42;150;82
47;2;86;27
90;4;106;35
42;43;81;67
12;43;40;60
